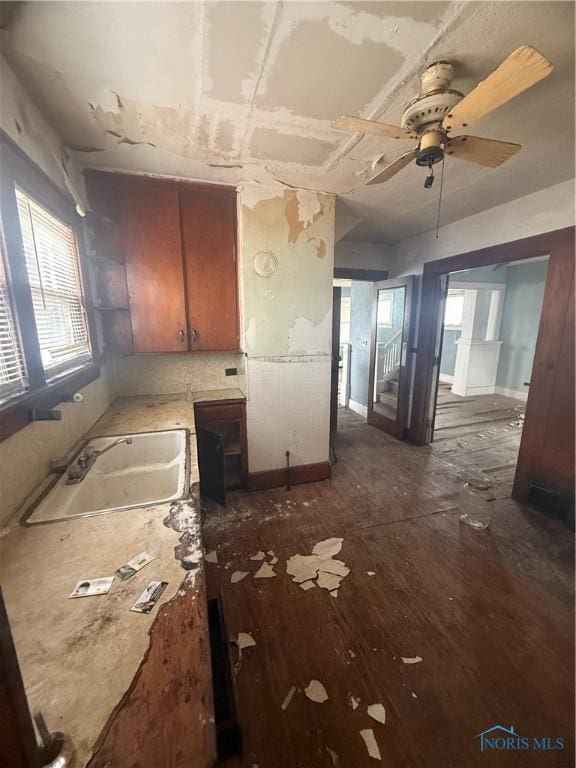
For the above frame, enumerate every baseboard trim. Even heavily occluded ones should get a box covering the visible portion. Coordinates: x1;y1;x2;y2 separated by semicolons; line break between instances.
494;386;529;403
451;384;496;397
247;461;331;491
348;398;368;418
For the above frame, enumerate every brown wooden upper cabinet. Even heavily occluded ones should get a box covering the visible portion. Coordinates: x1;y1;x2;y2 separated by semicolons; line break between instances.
119;176;239;353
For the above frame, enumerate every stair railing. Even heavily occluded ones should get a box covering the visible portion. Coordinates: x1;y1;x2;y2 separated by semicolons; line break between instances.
376;328;402;386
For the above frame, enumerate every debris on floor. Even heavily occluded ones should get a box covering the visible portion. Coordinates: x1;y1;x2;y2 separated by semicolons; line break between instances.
205;550;218;563
299;580;316;591
459;513;490;530
350;696;360;710
367;703;386;725
326;747;339;766
287;554;325;583
237;632;256;650
281;685;296;710
304;679;329;703
130;580;168;614
250;551;266;561
360;728;382;760
401;656;423;665
254;562;276;578
115;551;154;581
286;538;350;594
69;576;114;598
318;559;350;577
367;571;376;576
411;691;418;699
312;537;343;559
231;571;249;583
317;571;342;591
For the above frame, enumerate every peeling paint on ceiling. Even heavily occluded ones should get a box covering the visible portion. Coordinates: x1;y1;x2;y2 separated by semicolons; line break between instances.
2;0;574;243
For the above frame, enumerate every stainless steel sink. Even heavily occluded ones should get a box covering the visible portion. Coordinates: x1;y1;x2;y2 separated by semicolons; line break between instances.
26;430;188;524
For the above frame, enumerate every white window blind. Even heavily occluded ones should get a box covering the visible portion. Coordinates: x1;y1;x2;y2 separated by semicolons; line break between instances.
0;240;27;402
16;189;91;377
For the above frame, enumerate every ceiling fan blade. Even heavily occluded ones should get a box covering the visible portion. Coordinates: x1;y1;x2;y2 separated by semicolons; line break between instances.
445;135;521;167
333;115;412;140
443;46;553;132
367;149;418;185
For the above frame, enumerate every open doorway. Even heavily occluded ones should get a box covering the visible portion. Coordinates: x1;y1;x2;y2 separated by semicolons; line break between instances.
431;256;549;495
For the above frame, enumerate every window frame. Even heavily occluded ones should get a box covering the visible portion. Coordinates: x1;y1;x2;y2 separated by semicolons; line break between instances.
377;291;394;328
443;289;465;330
0;133;99;442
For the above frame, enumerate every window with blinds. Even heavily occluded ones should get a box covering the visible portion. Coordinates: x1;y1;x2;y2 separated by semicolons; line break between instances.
0;239;27;402
15;189;91;377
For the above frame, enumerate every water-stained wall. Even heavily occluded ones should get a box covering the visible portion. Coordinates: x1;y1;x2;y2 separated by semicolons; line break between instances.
239;186;335;473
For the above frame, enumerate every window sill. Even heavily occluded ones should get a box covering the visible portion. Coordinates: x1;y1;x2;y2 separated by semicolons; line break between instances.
0;362;100;444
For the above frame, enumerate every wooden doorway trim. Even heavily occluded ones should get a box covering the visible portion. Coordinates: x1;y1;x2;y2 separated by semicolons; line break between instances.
367;276;416;439
412;226;574;444
330;286;342;442
333;268;388;281
410;226;575;500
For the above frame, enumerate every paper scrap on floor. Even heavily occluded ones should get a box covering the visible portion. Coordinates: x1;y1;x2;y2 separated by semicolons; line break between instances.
115;551;154;581
130;580;168;613
70;577;114;599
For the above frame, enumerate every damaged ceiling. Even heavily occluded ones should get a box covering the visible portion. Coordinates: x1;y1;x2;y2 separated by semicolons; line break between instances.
1;1;574;243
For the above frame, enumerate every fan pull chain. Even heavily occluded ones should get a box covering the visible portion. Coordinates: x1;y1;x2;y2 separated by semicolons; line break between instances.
435;155;446;239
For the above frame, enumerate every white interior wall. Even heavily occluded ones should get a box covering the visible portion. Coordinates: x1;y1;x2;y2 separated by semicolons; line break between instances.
335;240;390;271
239;185;335;473
387;179;575;277
0;54;87;211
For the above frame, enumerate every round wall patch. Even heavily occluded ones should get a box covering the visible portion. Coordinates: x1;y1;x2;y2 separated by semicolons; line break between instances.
253;250;278;277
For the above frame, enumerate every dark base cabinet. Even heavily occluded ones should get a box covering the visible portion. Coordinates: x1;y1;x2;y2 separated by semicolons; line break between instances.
195;400;247;506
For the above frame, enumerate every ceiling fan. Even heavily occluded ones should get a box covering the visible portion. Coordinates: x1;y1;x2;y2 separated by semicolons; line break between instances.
332;46;553;188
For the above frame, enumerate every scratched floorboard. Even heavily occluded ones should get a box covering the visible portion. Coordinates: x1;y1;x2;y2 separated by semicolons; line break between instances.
203;408;573;768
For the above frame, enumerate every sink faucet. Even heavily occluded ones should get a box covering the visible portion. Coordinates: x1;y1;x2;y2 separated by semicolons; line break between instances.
66;437;133;484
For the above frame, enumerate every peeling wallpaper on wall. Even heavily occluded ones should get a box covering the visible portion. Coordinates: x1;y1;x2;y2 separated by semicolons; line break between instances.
241;187;335;359
240;185;335;471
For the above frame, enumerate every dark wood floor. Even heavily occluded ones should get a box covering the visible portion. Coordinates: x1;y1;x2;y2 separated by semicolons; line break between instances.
204;408;574;768
432;384;526;496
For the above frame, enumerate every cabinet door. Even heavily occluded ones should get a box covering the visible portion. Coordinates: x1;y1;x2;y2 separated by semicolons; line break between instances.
179;187;239;351
121;180;188;352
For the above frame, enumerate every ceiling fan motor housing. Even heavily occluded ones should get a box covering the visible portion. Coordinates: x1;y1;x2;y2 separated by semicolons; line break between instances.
401;61;463;147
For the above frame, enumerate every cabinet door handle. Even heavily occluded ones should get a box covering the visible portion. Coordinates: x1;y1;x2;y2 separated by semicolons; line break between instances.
190;327;198;342
177;329;185;344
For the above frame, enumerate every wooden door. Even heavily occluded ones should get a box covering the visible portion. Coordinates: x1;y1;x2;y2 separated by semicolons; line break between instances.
367;277;416;439
121;180;188;353
330;287;341;441
514;234;575;502
179;186;239;351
